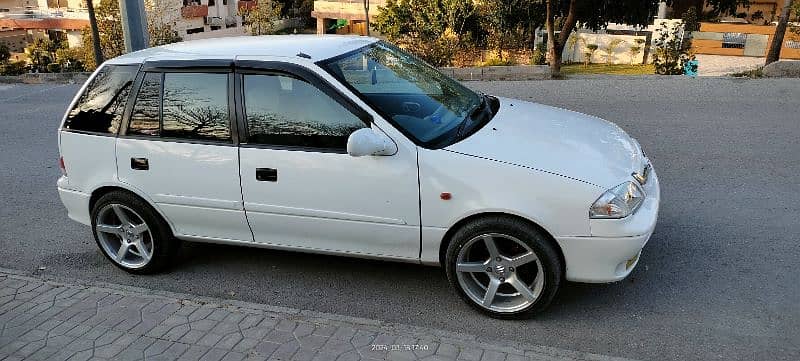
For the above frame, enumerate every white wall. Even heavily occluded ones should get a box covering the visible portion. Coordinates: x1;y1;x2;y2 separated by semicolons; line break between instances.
562;32;648;65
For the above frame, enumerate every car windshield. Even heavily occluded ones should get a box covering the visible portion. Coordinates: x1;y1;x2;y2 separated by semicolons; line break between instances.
319;41;484;147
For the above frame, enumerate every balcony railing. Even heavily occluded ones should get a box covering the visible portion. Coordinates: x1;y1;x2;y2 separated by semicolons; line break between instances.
181;5;208;19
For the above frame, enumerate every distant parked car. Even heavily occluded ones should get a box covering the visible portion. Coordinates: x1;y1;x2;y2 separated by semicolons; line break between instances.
57;35;659;318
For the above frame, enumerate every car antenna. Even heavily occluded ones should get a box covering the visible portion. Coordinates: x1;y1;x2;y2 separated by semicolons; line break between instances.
297;52;311;59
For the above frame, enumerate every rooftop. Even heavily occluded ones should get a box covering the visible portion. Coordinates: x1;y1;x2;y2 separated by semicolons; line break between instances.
108;35;378;65
0;18;89;30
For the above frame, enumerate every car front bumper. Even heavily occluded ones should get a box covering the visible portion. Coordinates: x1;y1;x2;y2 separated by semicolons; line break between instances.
558;168;660;283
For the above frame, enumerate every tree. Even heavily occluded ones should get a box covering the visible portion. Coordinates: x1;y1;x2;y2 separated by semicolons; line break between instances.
243;0;284;35
628;38;645;64
652;21;688;74
0;44;10;64
80;0;181;70
86;0;104;66
545;1;663;77
372;0;479;66
364;0;370;36
583;43;598;66
766;0;795;65
146;0;183;46
604;38;625;64
80;0;125;70
26;38;67;72
479;0;545;59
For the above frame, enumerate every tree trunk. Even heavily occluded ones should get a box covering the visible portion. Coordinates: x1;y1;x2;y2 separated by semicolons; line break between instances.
364;0;370;36
545;0;559;76
765;0;793;65
546;0;579;78
87;0;103;66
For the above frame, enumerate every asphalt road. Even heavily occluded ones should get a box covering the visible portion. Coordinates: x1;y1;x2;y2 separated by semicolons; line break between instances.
1;78;799;361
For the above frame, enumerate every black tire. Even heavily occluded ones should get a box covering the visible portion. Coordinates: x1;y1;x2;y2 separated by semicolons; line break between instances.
444;216;563;319
90;191;179;274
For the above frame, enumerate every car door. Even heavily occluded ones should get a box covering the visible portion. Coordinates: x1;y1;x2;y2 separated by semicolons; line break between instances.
116;63;252;242
235;62;420;260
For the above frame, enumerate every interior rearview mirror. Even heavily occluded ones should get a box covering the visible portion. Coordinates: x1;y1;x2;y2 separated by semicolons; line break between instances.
346;128;397;157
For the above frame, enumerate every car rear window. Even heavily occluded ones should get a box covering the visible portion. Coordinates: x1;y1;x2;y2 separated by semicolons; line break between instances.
64;64;138;134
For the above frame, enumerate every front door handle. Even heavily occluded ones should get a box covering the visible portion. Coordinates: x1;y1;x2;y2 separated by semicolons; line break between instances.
256;168;277;182
131;158;149;170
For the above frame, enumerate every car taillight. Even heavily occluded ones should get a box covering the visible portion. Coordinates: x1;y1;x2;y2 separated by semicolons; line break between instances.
59;156;67;176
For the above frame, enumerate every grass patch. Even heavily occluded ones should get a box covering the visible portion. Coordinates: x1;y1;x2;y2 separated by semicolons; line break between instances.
561;63;655;75
480;58;518;67
729;67;763;78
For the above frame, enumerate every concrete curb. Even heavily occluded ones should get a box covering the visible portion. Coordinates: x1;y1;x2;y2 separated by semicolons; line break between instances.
0;267;638;361
0;72;91;84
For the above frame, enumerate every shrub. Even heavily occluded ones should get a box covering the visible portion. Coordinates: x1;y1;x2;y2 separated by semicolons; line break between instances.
46;63;61;73
531;46;546;65
482;56;516;67
0;60;26;75
652;22;689;75
583;44;598;66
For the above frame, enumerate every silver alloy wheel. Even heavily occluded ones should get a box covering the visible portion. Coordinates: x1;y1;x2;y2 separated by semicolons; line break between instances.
455;233;545;313
94;204;154;269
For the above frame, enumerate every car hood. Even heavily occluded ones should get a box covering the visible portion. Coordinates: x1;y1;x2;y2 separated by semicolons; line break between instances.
445;97;645;189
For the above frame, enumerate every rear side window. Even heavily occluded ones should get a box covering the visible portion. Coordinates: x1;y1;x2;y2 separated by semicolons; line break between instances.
128;72;161;137
127;71;231;142
64;64;138;134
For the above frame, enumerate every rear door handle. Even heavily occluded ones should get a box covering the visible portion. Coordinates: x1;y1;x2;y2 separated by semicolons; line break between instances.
131;158;149;170
256;168;277;182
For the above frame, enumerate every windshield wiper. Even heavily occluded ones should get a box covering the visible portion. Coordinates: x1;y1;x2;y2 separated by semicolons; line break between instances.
455;94;488;140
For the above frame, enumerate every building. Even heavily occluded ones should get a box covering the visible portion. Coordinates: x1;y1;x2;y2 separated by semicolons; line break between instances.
668;0;792;23
169;0;245;40
311;0;384;35
0;0;88;59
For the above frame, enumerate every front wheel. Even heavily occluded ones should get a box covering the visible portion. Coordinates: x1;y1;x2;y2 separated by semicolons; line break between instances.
445;216;563;319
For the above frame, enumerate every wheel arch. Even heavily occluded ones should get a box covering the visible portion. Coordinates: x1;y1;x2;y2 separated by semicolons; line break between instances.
88;184;177;236
438;212;566;275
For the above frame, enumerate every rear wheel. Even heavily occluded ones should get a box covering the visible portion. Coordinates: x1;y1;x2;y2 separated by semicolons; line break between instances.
445;216;563;318
91;191;178;274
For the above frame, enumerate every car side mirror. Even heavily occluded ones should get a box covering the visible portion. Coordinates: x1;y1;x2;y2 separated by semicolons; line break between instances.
346;128;397;157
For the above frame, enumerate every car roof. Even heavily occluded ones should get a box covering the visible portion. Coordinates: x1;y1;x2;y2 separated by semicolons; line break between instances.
106;35;378;65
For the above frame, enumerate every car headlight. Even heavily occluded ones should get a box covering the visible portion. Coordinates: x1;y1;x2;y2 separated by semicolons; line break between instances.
589;181;645;219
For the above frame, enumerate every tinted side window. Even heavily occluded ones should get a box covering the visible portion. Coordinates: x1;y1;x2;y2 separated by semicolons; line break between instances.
128;72;161;137
243;74;365;149
162;73;230;142
64;65;137;134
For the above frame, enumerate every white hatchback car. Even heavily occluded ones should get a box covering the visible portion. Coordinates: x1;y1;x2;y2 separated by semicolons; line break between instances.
57;35;659;318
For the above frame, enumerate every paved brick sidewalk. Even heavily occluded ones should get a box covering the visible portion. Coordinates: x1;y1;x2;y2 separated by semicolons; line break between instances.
0;270;635;361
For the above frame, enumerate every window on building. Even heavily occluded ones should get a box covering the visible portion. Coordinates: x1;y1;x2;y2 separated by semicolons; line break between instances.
186;27;204;34
242;74;366;150
128;72;161;137
64;65;138;134
161;73;230;142
208;0;215;6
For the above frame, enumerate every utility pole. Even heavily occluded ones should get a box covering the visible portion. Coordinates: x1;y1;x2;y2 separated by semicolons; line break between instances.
118;0;149;53
86;0;103;66
765;0;794;65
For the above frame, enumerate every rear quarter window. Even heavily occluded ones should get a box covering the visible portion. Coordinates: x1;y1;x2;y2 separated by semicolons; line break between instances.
63;64;139;134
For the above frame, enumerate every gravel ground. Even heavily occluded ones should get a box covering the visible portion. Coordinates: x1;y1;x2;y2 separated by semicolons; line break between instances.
694;54;766;76
1;78;799;361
